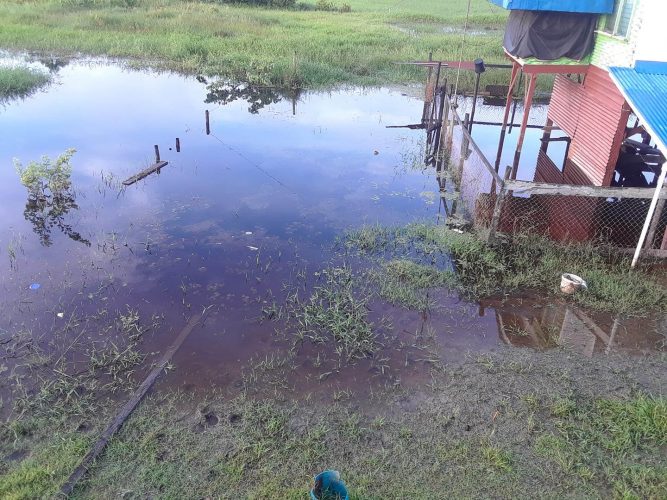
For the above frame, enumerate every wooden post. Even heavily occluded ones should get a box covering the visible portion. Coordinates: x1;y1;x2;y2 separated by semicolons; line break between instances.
488;166;511;243
644;198;666;250
154;145;160;162
468;71;482;134
205;110;210;135
508;70;523;134
429;62;443;128
440;85;450;149
175;138;181;153
422;52;433;125
510;73;537;180
494;61;521;173
458;113;470;184
540;118;553;153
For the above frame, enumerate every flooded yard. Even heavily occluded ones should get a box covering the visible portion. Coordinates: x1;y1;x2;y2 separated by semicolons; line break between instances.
1;59;665;499
1;60;664;407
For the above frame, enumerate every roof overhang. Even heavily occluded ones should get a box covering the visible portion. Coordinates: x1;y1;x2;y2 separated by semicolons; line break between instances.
609;61;667;156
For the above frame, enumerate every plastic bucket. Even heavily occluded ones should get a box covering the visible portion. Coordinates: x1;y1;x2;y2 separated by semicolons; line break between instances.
560;273;587;295
310;470;349;500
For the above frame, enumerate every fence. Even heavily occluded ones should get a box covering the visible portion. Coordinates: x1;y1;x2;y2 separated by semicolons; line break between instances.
421;73;667;262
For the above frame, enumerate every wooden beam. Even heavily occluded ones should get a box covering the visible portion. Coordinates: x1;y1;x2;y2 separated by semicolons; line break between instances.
503;180;667;200
122;161;169;186
60;314;203;497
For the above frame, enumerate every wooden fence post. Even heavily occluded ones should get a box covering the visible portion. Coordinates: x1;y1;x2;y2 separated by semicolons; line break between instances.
488;166;511;243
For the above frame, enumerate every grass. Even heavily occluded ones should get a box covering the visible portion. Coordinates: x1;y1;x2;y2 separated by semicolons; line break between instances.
535;394;667;499
2;387;662;498
281;265;382;360
0;66;51;102
0;0;508;88
345;223;667;315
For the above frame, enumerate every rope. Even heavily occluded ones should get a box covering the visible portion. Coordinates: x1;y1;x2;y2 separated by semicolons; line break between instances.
209;132;293;193
452;0;473;105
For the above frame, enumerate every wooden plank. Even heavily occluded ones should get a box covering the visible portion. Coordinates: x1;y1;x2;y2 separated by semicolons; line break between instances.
60;313;203;497
504;179;667;200
122;161;168;186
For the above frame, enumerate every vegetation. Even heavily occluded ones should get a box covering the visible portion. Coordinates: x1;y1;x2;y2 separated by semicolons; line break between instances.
0;0;507;87
14;149;76;196
345;223;667;315
0;66;51;102
536;395;667;498
3;361;664;498
277;265;384;360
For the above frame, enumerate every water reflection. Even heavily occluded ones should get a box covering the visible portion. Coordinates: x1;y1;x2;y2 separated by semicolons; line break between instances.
480;295;663;357
205;80;302;114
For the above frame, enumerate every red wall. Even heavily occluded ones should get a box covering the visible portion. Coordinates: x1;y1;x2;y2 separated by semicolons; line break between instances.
547;66;631;186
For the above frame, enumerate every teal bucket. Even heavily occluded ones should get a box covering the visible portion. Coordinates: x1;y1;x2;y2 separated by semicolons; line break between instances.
310;470;349;500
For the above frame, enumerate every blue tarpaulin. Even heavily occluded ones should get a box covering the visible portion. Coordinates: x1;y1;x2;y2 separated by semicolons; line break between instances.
489;0;614;14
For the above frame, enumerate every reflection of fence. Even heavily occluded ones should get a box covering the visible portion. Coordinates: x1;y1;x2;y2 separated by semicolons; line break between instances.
422;75;667;262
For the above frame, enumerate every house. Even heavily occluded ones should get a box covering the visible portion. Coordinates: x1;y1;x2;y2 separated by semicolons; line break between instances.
488;0;667;259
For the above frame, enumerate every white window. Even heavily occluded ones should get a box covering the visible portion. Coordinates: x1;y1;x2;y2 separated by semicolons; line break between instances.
603;0;635;38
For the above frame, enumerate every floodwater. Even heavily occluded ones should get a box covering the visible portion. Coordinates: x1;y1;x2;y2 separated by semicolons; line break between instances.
0;59;663;405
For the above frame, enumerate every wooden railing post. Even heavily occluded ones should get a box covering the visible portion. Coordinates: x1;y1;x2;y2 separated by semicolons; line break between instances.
488;166;511;243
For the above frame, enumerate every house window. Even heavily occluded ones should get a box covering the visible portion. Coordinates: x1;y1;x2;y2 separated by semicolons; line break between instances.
603;0;635;38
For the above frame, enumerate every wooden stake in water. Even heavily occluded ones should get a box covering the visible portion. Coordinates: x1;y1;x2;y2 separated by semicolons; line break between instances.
154;144;160;162
205;110;210;135
176;137;181;152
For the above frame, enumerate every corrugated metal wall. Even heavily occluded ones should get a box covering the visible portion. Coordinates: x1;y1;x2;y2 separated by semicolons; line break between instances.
547;66;630;186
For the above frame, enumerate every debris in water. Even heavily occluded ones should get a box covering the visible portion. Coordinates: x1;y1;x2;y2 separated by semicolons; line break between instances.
247;246;259;251
245;231;253;235
29;283;41;290
57;312;64;318
373;150;379;155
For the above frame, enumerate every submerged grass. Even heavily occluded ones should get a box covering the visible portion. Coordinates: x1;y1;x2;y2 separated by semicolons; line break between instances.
346;223;667;315
0;0;507;87
282;265;381;360
0;66;51;102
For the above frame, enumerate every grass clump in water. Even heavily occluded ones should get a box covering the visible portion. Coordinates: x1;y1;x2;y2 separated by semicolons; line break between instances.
0;66;51;102
373;259;454;312
285;265;382;360
346;223;667;315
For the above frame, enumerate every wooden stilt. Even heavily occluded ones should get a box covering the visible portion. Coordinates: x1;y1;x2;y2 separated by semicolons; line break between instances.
493;61;521;173
510;73;538;180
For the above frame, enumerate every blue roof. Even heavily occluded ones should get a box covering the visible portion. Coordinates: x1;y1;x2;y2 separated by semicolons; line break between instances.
609;62;667;153
488;0;613;13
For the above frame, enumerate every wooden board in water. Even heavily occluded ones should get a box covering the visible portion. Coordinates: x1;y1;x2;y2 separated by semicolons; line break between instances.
122;161;168;186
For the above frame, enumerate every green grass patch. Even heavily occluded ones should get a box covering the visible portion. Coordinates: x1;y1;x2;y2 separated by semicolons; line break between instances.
535;395;667;499
281;265;383;360
373;259;454;311
0;0;508;88
345;223;667;315
0;66;51;102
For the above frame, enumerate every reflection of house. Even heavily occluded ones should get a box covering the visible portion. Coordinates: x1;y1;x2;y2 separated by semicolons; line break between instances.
488;0;667;256
480;295;660;357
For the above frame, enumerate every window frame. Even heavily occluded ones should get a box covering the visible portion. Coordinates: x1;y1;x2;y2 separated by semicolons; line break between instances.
602;0;636;38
